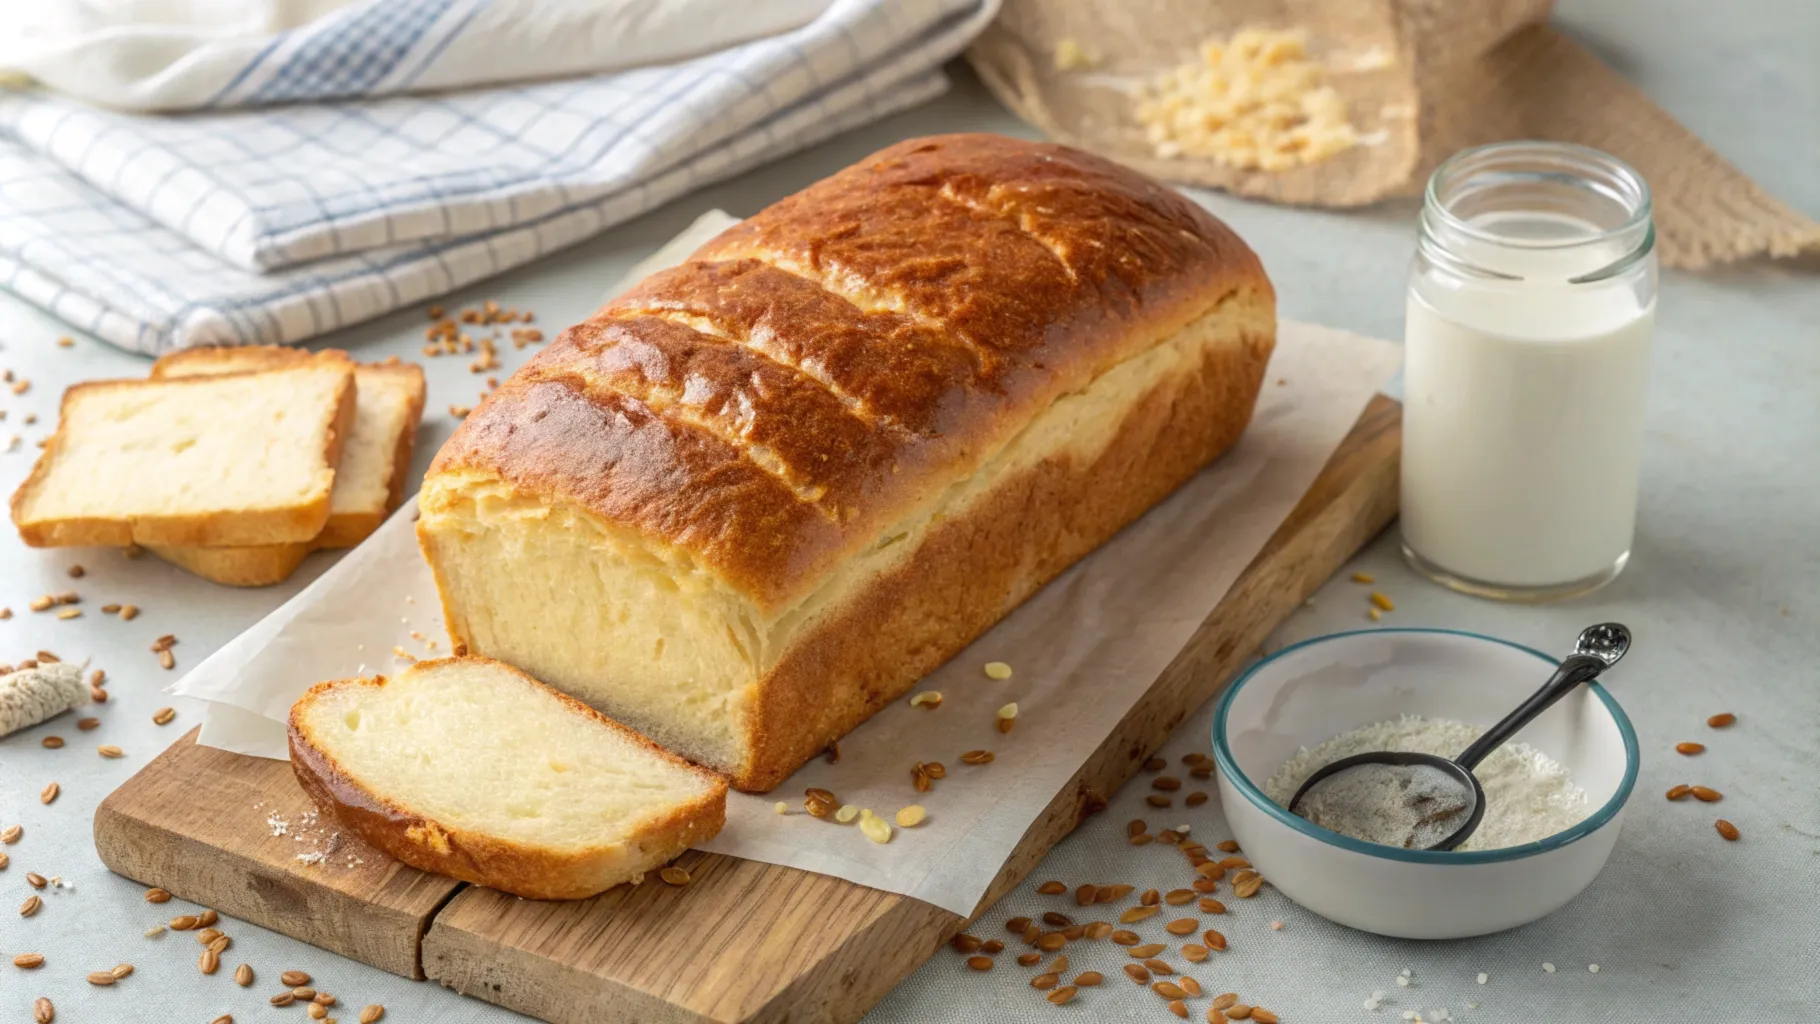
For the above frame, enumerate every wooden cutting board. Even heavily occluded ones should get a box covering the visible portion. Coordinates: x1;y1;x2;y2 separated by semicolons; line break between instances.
96;395;1401;1024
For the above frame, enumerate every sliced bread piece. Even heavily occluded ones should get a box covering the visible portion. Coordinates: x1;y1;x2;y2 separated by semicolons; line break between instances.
10;358;356;547
289;656;726;900
141;349;428;584
152;349;427;548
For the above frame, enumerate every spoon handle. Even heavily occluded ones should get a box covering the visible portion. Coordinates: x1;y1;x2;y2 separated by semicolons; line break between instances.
1455;653;1610;771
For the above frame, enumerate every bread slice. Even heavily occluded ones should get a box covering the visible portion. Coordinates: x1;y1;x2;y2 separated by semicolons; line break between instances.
289;656;727;900
10;359;356;547
142;349;427;585
152;348;427;546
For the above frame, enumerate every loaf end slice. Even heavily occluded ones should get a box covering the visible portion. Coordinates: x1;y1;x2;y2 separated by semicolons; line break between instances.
289;656;727;900
11;360;356;547
145;541;314;588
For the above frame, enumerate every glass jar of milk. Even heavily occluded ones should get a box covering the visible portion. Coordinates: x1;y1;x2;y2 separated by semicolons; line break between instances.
1401;141;1655;601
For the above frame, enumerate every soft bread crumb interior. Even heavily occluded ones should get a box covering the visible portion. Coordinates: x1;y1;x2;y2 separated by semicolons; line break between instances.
298;661;715;850
155;358;416;520
418;293;1270;774
330;369;419;515
22;366;345;521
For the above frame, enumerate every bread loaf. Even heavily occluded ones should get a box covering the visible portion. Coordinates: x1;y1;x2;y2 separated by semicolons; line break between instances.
418;134;1275;791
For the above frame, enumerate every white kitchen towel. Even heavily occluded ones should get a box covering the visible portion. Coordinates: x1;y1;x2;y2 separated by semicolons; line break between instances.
0;1;833;112
0;0;997;354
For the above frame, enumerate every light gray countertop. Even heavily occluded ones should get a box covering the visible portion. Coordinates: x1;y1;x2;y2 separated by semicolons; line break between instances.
1;2;1814;1020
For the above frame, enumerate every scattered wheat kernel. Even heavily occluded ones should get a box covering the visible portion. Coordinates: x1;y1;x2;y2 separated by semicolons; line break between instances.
983;661;1013;680
1665;784;1693;801
120;604;139;620
834;804;859;823
144;925;166;937
996;702;1018;726
1715;818;1740;840
361;1007;385;1024
1676;742;1706;755
1707;713;1736;728
1369;592;1395;611
908;690;942;709
1368;608;1382;622
1351;571;1375;583
895;805;927;828
773;801;788;814
1691;786;1723;802
55;608;80;620
860;814;893;844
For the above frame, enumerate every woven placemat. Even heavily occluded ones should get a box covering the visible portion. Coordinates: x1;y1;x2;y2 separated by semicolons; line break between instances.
968;0;1819;269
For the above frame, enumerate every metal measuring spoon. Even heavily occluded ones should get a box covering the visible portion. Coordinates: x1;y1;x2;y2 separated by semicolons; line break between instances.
1289;623;1632;852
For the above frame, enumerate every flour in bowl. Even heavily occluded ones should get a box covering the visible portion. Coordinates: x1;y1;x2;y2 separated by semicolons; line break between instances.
1263;715;1589;851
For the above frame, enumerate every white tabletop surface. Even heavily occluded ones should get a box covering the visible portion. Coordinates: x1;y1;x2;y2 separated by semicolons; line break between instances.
2;2;1815;1021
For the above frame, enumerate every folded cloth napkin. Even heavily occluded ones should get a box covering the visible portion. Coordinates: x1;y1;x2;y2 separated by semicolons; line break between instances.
0;0;834;112
0;0;999;354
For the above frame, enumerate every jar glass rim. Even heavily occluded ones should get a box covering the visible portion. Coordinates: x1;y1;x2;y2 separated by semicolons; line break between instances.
1424;140;1653;251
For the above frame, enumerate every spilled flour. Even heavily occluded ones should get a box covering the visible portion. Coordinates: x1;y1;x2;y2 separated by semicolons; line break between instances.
1264;715;1589;851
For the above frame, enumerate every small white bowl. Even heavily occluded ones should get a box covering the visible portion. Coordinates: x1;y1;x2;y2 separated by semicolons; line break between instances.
1213;628;1638;939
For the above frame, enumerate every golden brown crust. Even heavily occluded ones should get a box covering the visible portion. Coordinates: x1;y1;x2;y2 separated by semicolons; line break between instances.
733;315;1274;790
428;134;1271;610
149;344;327;378
146;541;314;587
10;368;355;548
288;656;726;901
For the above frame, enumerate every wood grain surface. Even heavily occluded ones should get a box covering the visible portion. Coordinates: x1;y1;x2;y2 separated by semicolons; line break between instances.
93;730;463;979
94;395;1399;1021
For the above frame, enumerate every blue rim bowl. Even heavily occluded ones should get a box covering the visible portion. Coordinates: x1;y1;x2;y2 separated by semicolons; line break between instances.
1212;627;1640;863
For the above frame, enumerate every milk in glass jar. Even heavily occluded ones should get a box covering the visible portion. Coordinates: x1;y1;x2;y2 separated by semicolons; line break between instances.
1401;142;1656;601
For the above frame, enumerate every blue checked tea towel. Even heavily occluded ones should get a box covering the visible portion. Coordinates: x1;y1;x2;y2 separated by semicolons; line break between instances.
0;0;998;354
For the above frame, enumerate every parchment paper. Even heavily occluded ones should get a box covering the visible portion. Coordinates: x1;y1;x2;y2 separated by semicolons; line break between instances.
169;224;1400;917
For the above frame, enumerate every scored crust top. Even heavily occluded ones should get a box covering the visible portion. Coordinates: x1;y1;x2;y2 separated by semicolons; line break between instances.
427;133;1270;610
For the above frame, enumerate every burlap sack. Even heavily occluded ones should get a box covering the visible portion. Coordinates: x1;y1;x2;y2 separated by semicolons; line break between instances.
968;0;1820;269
